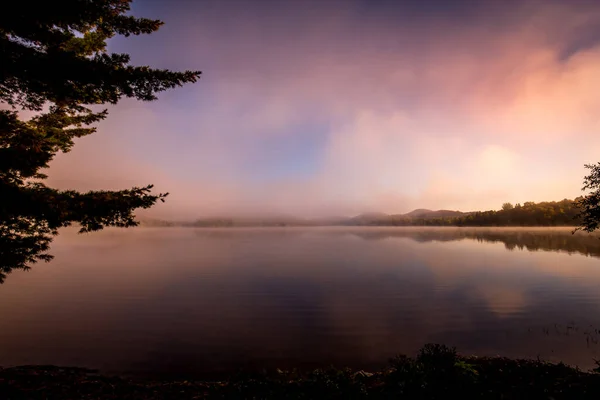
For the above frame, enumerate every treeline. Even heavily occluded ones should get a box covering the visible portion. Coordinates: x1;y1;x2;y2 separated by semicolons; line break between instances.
345;199;582;227
140;199;583;228
454;199;581;227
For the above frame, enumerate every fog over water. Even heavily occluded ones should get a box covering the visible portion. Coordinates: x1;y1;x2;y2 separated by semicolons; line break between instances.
0;227;598;378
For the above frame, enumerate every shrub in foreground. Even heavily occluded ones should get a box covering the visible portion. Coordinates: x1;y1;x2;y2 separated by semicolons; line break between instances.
1;344;599;399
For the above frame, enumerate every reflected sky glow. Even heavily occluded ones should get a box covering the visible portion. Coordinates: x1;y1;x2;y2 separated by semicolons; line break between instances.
0;227;598;377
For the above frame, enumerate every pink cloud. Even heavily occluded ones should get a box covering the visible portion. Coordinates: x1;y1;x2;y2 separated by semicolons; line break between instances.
40;0;600;217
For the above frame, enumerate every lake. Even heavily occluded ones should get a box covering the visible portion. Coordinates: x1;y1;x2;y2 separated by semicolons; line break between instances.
0;227;599;378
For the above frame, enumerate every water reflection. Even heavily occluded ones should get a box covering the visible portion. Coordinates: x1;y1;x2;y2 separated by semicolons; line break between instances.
342;227;600;257
0;227;598;378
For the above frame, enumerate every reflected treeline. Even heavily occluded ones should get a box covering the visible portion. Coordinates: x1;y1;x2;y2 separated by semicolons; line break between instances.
190;227;600;259
348;229;600;258
2;226;600;374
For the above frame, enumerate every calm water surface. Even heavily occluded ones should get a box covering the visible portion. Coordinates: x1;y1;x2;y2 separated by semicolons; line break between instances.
0;227;599;377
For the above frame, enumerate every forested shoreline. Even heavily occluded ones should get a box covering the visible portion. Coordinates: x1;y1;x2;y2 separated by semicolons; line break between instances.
360;199;581;227
141;198;583;228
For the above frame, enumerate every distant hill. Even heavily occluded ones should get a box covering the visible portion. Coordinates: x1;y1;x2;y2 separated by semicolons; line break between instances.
347;212;390;225
403;208;433;217
137;198;582;228
158;209;477;227
345;209;469;225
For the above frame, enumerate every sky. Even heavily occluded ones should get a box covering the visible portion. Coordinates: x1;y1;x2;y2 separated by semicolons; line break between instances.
46;0;600;219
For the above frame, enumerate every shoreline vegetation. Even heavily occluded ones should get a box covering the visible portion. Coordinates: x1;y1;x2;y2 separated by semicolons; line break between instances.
141;198;584;228
1;345;599;399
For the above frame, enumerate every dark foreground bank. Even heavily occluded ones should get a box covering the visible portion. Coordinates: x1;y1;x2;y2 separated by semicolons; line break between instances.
1;345;599;399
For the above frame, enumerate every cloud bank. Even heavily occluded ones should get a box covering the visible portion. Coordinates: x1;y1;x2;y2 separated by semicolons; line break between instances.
45;0;600;218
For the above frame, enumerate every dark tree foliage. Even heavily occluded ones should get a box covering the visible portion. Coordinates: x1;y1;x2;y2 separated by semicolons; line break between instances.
453;199;581;227
575;163;600;233
0;0;201;282
342;199;582;228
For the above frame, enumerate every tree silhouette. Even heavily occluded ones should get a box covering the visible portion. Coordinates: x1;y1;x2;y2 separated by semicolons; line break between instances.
576;163;600;233
0;0;201;282
501;203;514;211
